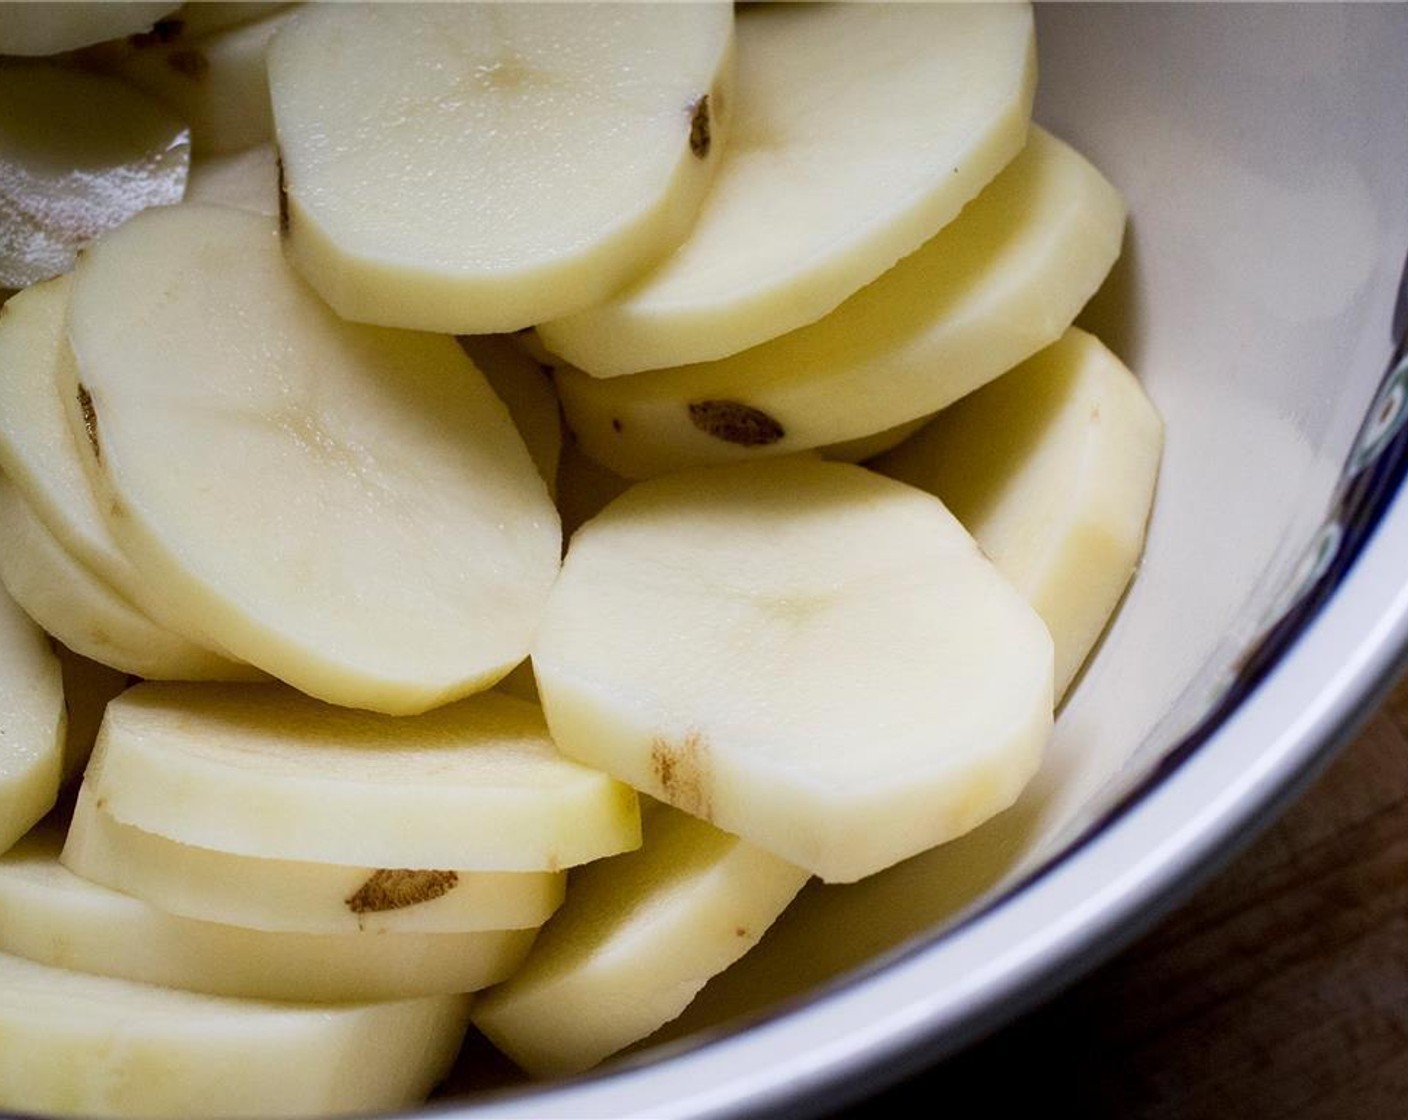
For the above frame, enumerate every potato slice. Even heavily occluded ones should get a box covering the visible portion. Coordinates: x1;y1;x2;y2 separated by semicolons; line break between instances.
0;581;64;853
556;128;1126;478
0;956;469;1120
473;800;809;1077
533;459;1053;883
63;204;560;713
0;475;260;680
113;6;296;154
63;783;566;934
537;2;1035;376
875;328;1163;697
0;276;245;662
0;821;533;1002
269;2;735;333
0;1;179;55
0;63;188;288
85;683;640;870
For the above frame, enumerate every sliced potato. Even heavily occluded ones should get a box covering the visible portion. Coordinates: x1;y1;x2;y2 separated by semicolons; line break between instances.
0;475;260;680
0;275;236;654
0;581;64;854
875;327;1164;697
555;128;1126;478
473;800;809;1077
533;459;1053;883
0;821;534;1002
269;2;735;332
64;204;561;713
85;683;640;871
538;1;1035;375
64;783;565;934
0;952;469;1119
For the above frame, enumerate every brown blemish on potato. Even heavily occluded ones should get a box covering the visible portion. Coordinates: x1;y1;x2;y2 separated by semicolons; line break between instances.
611;417;623;434
345;868;459;914
276;152;290;237
650;730;712;819
76;385;100;462
688;400;785;447
166;48;209;81
735;926;748;938
689;95;711;158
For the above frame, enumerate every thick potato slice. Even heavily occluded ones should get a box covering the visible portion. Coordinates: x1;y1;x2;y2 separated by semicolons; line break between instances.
0;1;179;55
537;1;1035;376
63;783;566;934
0;476;260;680
63;204;561;713
875;328;1164;697
0;822;534;1002
0;64;188;288
0;581;64;853
0;953;469;1119
84;683;640;870
473;800;809;1077
269;2;735;333
114;7;296;154
556;128;1126;478
533;459;1053;883
0;276;235;656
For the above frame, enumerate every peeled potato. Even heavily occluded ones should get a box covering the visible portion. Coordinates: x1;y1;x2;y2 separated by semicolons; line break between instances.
269;2;736;333
0;951;470;1119
537;1;1035;376
875;328;1163;696
63;204;561;713
0;822;535;1002
555;128;1126;478
63;783;566;935
473;800;810;1077
84;683;640;871
533;459;1053;883
0;581;64;854
0;275;246;659
0;475;260;681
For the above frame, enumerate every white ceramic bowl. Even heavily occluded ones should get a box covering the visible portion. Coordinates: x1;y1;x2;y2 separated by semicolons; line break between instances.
436;5;1408;1116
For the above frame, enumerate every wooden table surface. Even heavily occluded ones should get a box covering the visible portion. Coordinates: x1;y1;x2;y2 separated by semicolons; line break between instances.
851;671;1408;1117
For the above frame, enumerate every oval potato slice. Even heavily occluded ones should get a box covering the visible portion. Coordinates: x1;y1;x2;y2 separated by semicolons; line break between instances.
63;783;566;935
84;683;640;871
269;2;735;333
64;204;561;714
555;128;1126;478
538;1;1036;375
0;581;64;854
875;327;1164;697
533;459;1054;883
